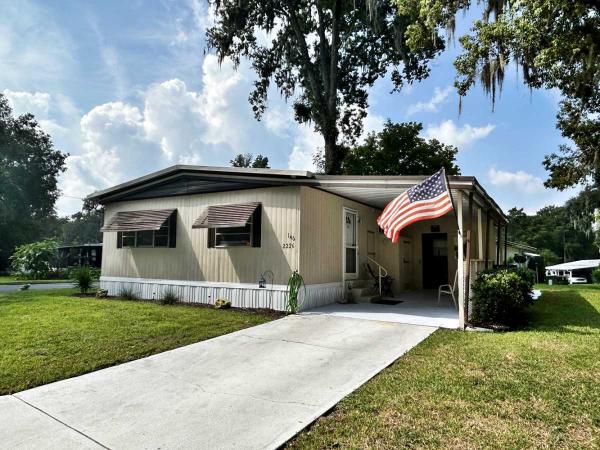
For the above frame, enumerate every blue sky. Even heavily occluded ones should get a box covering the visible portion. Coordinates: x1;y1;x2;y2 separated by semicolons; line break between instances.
0;0;579;215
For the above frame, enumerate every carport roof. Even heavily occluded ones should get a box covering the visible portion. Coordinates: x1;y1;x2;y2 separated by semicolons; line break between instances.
545;260;600;271
88;165;507;222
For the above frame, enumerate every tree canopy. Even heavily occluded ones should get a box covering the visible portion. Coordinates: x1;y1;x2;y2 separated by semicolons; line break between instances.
410;0;600;189
0;94;67;270
207;0;445;174
507;187;600;266
49;200;104;246
230;153;270;168
340;121;460;176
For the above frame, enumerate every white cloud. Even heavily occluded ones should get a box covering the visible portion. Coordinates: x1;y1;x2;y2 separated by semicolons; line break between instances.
407;86;452;115
143;79;205;160
2;90;50;116
0;1;75;90
484;167;582;214
362;113;386;137
488;167;545;195
288;125;322;171
423;120;495;149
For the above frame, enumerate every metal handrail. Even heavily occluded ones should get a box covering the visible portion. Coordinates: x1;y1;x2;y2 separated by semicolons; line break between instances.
367;256;388;296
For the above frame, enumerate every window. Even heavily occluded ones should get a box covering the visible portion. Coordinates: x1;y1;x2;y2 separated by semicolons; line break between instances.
208;206;261;248
118;213;177;248
215;224;252;247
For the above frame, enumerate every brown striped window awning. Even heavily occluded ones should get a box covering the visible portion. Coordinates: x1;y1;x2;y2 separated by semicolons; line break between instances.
100;209;176;232
192;202;261;229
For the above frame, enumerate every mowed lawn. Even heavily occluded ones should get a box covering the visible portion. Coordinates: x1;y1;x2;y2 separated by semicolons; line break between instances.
0;289;275;395
289;285;600;449
0;274;71;285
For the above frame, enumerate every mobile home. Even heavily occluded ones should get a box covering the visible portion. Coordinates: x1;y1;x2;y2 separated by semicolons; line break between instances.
89;165;508;327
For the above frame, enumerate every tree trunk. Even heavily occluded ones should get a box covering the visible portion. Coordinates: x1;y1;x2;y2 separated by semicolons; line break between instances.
323;126;343;174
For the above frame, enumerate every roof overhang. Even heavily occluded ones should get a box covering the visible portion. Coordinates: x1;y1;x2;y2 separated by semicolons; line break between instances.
87;165;507;223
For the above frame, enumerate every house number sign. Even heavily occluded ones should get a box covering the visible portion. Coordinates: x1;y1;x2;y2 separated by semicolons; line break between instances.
282;232;296;249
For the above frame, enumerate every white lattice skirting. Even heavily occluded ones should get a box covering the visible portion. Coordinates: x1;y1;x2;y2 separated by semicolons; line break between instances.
100;277;344;312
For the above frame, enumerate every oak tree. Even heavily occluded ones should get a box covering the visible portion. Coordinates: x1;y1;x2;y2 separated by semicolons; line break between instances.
207;0;444;174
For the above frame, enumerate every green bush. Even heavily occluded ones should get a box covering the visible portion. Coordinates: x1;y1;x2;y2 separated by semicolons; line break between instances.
71;266;95;294
9;239;58;279
160;290;179;305
471;268;534;327
592;268;600;284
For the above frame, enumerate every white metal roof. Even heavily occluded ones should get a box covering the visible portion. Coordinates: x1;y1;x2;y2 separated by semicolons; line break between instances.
545;260;600;270
87;165;507;222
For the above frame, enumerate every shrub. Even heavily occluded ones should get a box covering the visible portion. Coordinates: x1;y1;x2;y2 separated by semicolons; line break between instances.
71;266;95;294
119;286;138;300
285;270;305;314
592;268;600;284
9;239;58;279
160;290;179;305
471;268;534;328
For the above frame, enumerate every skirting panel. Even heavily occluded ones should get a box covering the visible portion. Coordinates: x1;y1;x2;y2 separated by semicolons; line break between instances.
100;277;343;312
299;282;345;311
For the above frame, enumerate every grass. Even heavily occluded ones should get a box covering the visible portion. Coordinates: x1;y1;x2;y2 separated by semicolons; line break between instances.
0;289;275;395
0;274;71;285
288;284;600;449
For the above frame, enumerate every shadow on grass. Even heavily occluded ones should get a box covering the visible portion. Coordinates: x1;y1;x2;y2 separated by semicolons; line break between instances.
527;288;600;333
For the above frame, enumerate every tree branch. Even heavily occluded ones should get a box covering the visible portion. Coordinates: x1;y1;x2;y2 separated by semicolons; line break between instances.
315;4;331;100
287;4;327;121
328;0;342;118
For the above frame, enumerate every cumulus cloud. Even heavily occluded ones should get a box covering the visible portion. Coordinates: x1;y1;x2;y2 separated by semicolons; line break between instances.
423;120;495;149
488;167;545;194
407;86;452;116
288;125;322;171
60;53;296;214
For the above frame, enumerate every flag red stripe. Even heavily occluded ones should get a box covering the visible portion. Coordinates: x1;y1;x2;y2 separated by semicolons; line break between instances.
390;204;454;243
377;193;409;227
383;193;452;235
378;169;454;244
388;201;454;240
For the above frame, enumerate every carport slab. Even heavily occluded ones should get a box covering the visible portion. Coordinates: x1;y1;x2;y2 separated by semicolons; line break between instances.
8;315;435;449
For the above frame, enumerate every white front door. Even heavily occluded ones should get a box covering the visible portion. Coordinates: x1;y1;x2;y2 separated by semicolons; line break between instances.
344;208;359;280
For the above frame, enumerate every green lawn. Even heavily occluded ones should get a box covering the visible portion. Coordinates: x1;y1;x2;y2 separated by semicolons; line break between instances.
0;289;275;395
0;274;71;285
289;285;600;449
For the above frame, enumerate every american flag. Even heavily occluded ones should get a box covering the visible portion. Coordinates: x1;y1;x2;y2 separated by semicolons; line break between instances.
377;169;454;244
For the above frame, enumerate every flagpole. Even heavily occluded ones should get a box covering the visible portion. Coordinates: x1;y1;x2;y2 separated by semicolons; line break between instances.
444;168;461;237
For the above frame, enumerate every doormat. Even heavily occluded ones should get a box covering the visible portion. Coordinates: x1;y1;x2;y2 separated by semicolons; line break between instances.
371;299;403;306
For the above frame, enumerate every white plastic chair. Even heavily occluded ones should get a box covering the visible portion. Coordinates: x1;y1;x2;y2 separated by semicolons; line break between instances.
438;271;458;309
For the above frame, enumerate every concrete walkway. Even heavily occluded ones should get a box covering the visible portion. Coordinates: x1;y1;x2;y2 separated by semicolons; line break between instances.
1;315;435;450
0;282;73;292
304;291;459;329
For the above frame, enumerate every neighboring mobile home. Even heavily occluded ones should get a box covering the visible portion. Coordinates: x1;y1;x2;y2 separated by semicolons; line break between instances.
88;165;508;327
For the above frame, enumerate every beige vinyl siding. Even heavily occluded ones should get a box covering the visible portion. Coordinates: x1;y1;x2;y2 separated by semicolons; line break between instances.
102;186;300;285
299;187;401;289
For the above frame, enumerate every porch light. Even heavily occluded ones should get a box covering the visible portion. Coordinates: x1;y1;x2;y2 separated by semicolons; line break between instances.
258;270;274;289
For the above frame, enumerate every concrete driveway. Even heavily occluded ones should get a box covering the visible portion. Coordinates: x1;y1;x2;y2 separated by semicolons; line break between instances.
1;315;435;449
